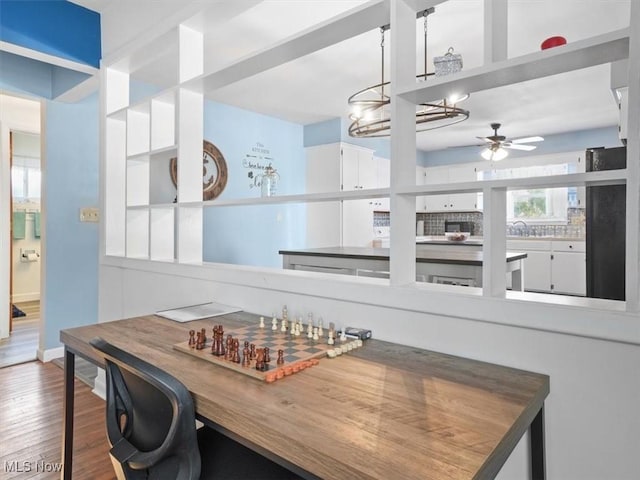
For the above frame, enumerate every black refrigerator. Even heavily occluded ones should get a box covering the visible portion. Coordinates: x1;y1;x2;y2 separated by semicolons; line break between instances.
585;146;626;300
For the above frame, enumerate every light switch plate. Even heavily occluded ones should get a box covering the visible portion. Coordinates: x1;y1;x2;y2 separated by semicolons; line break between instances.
80;207;99;223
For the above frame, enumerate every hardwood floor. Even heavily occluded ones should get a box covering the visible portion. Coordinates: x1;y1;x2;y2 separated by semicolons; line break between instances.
0;361;115;479
1;301;40;368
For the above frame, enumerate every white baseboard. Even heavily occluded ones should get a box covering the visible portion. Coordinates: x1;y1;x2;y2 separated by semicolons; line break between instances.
92;368;106;399
11;292;40;303
37;346;64;362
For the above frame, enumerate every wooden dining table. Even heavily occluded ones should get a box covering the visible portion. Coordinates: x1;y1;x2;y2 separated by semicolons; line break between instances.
60;311;549;480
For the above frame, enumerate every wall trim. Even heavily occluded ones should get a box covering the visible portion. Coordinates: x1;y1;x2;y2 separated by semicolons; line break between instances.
11;292;40;302
92;368;106;400
37;346;63;362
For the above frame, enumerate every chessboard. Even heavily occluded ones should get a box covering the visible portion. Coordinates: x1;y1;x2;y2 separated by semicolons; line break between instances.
173;323;334;381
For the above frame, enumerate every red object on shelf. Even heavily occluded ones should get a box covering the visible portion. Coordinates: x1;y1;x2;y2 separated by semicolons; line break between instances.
541;36;567;50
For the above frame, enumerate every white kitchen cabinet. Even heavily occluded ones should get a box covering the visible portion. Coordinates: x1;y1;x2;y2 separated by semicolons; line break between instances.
421;164;479;211
522;250;553;292
341;144;376;191
507;240;552;292
342;149;388;246
551;241;586;296
305;143;342;247
506;239;586;295
306;143;384;248
376;156;390;211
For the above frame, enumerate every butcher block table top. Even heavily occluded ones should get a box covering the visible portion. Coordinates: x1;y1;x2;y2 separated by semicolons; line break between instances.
61;311;549;480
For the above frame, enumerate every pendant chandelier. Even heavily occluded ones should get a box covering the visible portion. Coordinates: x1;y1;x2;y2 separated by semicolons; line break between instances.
348;8;469;138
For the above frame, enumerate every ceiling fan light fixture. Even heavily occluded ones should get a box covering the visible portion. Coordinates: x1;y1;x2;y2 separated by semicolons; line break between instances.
481;146;508;161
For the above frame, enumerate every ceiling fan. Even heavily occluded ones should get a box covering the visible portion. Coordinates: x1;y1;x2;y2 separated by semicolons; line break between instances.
478;123;544;161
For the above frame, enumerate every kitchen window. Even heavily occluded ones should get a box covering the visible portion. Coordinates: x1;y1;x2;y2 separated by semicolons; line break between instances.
480;164;569;223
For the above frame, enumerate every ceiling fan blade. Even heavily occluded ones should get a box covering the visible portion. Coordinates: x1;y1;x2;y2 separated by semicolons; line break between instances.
476;136;493;142
511;135;544;144
504;143;537;151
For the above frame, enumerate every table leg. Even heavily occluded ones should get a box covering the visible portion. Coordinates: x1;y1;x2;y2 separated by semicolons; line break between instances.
61;348;75;480
530;404;546;480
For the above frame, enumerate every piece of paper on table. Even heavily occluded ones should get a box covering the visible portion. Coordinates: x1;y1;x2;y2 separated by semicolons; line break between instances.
155;302;242;322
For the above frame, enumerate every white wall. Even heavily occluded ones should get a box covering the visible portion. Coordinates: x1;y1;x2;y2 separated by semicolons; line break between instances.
99;259;640;480
0;94;41;338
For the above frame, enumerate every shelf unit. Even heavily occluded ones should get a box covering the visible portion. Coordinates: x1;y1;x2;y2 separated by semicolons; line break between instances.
103;25;203;263
100;0;638;306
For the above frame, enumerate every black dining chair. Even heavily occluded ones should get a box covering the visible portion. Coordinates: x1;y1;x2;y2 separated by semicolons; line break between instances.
90;337;303;480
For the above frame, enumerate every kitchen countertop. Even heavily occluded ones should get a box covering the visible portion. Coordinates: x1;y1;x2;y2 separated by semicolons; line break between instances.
415;236;586;244
279;247;527;265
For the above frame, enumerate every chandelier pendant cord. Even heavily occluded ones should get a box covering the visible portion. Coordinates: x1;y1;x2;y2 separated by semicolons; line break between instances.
380;27;385;101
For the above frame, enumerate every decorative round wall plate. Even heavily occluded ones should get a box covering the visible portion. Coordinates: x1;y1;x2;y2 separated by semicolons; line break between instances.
170;140;228;201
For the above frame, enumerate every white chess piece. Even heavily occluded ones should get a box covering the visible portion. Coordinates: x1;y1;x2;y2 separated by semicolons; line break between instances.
312;327;319;341
340;328;347;342
317;318;323;338
271;317;278;331
281;319;287;333
328;330;334;345
307;324;313;339
259;316;265;328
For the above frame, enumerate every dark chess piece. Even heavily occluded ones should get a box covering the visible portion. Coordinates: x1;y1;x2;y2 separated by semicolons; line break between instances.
250;344;256;360
188;330;196;348
277;349;284;365
232;339;241;363
242;347;250;367
264;347;271;363
225;335;233;360
255;348;266;371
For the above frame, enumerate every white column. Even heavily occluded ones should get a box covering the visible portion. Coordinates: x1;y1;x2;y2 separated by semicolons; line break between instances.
389;0;417;286
482;187;507;297
625;0;640;311
484;0;508;64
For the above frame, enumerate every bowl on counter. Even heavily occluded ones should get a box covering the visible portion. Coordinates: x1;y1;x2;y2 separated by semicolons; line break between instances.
445;231;470;242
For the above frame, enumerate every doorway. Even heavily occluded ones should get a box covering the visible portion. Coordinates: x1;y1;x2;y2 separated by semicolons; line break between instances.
0;94;42;367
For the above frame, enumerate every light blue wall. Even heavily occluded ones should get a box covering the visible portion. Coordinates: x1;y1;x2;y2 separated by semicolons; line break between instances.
0;51;91;99
303;119;621;167
203;101;306;268
43;94;99;349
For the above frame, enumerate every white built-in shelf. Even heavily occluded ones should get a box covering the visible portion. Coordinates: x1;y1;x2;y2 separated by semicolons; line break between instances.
398;28;629;104
104;23;203;265
399;170;627;197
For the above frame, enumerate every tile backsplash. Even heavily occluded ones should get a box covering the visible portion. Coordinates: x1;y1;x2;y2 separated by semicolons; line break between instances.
373;208;586;238
416;211;483;236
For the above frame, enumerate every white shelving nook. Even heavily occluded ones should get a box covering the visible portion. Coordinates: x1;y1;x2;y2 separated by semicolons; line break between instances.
103;24;204;265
